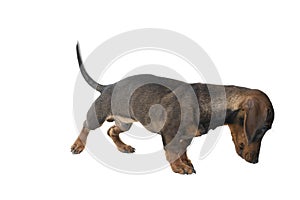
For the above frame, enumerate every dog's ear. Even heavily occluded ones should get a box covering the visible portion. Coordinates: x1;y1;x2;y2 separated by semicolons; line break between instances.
242;98;267;144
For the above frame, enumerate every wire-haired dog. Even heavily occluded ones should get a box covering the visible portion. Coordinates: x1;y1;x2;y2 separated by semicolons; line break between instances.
71;43;274;174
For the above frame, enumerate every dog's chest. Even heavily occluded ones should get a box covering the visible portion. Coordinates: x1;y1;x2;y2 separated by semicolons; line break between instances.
193;83;227;134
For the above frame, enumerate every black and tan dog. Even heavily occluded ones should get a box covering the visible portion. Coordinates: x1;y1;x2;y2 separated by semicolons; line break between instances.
71;43;274;174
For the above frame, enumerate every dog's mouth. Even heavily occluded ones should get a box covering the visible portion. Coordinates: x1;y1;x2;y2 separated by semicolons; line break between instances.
235;142;259;164
242;151;259;164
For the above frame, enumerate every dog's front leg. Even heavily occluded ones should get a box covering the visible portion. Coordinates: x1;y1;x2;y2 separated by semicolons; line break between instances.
180;151;195;171
165;149;196;175
162;134;195;174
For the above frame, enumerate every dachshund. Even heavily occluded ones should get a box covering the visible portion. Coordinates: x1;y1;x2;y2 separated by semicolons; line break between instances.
71;43;274;174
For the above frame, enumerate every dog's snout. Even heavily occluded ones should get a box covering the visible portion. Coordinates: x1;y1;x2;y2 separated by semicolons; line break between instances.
245;152;258;164
238;143;245;155
252;157;258;164
239;143;245;150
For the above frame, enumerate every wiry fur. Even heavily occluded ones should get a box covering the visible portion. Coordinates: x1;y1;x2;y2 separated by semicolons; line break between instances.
71;43;274;174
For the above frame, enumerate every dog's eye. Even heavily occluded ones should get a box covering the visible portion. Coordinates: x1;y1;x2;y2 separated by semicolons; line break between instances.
260;125;269;132
256;126;269;136
253;128;267;141
239;143;245;150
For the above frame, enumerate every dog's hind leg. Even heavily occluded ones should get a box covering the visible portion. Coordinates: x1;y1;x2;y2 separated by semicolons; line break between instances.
71;124;90;154
107;122;135;153
71;100;107;154
71;118;105;154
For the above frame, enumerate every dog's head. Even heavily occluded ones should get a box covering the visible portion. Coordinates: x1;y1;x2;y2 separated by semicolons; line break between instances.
228;93;274;163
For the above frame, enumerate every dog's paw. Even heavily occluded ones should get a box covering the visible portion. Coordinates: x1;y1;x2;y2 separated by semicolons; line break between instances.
117;145;135;153
71;139;85;154
170;162;196;175
181;158;195;170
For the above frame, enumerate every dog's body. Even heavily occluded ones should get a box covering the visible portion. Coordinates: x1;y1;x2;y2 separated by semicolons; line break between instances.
71;43;274;174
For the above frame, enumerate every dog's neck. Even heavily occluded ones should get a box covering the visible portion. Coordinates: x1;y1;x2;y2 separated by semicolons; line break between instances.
191;83;249;133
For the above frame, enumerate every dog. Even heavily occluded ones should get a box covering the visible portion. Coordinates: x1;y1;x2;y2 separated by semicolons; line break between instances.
71;43;274;174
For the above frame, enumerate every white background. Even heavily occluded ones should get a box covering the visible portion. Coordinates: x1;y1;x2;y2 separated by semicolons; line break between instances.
1;0;299;199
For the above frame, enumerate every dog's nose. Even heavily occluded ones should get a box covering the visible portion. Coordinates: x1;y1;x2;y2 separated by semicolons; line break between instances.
251;156;258;164
245;152;258;164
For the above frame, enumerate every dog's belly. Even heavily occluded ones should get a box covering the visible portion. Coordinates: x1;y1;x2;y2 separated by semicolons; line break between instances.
114;116;137;124
113;109;166;133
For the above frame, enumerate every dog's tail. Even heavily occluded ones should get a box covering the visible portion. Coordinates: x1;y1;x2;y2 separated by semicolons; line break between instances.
76;42;105;92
